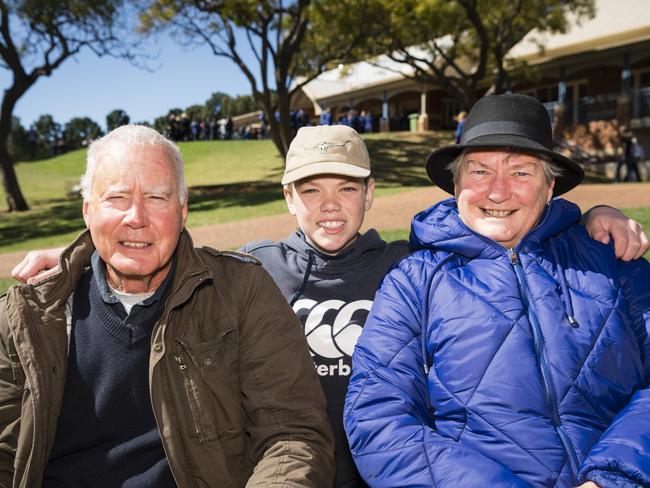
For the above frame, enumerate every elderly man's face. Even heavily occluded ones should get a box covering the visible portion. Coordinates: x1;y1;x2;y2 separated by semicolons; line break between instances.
456;150;554;249
83;145;188;293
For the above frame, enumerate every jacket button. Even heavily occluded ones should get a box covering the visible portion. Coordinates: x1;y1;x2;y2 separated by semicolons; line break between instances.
153;343;162;352
203;358;212;365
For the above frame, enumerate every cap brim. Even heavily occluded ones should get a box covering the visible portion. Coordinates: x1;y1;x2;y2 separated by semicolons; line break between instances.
282;161;371;185
426;134;584;196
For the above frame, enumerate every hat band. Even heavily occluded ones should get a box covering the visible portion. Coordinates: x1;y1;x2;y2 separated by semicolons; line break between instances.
462;121;551;149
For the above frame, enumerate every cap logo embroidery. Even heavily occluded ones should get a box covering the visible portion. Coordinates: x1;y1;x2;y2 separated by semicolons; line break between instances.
302;140;351;154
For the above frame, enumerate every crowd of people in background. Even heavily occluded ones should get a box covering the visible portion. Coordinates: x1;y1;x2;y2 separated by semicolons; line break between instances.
182;107;381;144
164;113;234;142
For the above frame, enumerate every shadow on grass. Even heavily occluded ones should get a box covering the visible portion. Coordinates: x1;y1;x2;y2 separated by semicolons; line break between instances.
187;181;282;213
367;136;445;188
0;199;85;248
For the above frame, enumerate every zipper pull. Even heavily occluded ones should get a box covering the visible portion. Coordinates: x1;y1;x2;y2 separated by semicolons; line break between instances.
567;315;579;328
509;249;519;265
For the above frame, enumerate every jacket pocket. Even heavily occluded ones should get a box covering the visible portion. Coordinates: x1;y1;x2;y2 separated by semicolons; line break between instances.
173;329;242;443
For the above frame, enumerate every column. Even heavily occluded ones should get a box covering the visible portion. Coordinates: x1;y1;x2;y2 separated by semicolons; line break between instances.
618;52;632;124
418;84;429;132
380;90;390;132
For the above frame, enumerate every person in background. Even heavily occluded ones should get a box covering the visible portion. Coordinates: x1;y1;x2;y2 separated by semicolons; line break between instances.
454;110;468;144
344;94;650;487
616;125;642;182
320;108;333;126
12;124;649;488
2;125;334;487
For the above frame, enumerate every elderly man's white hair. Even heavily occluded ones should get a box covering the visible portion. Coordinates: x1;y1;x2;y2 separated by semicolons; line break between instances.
80;125;187;203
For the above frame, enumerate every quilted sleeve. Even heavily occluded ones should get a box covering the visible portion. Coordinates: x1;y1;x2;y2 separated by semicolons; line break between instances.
579;258;650;487
344;259;531;488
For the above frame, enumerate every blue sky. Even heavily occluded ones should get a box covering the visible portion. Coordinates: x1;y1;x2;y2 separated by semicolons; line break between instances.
5;32;255;130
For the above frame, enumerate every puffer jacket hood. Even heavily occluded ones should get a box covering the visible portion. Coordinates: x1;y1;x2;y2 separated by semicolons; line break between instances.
409;197;582;257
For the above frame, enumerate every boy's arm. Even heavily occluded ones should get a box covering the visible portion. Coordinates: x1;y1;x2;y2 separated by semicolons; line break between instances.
582;205;648;260
11;247;63;284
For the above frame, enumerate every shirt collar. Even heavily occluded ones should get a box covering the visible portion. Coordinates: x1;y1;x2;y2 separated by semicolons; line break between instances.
91;251;175;309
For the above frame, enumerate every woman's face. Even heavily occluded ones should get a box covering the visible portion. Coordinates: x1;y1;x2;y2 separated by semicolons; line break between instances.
455;150;554;249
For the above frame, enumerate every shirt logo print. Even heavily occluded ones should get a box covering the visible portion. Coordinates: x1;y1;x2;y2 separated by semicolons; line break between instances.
293;299;372;359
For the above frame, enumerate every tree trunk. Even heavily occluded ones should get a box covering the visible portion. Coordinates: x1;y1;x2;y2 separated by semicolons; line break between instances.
1;81;31;211
0;139;29;211
266;112;288;160
260;89;295;160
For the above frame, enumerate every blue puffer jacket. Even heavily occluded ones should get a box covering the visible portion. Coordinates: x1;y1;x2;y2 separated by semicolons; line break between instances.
344;198;650;488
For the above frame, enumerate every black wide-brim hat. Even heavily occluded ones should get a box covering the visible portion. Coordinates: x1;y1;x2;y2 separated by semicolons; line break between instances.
426;94;584;196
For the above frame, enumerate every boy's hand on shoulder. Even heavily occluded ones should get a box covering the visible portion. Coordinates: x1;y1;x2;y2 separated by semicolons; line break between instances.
583;205;648;260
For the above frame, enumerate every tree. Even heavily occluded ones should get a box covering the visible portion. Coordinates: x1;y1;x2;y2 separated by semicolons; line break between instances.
33;113;62;147
184;104;205;121
204;91;231;119
141;0;382;158
0;1;137;211
204;91;260;119
64;116;103;150
106;108;131;131
363;0;595;110
8;116;32;161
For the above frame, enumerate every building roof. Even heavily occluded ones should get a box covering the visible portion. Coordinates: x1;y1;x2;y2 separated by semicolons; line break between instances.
300;0;650;105
508;0;650;64
300;54;417;110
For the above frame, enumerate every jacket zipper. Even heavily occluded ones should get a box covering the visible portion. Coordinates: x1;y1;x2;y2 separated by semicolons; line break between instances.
509;250;581;480
173;343;204;439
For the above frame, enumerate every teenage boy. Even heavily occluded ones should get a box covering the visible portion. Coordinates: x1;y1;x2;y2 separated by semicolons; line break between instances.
11;125;650;487
241;126;410;487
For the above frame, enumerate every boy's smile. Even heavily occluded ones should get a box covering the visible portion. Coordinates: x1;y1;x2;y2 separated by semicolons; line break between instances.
284;174;375;255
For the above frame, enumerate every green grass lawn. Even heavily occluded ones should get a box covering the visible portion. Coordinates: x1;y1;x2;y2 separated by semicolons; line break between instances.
0;132;446;253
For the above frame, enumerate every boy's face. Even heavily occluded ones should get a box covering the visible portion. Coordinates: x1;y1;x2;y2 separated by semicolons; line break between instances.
284;174;375;255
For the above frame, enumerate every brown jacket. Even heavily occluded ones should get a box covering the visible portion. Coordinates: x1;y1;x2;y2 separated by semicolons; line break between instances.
0;230;334;487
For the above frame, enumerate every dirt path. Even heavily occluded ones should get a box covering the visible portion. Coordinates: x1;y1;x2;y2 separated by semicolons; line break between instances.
2;182;649;278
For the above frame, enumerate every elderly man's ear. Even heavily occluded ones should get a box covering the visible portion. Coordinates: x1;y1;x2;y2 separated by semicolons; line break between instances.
582;205;649;261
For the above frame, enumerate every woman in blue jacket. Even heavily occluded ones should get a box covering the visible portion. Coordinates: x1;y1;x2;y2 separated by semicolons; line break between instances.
344;94;650;488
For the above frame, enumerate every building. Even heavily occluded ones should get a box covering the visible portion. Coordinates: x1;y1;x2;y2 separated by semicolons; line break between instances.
296;0;650;165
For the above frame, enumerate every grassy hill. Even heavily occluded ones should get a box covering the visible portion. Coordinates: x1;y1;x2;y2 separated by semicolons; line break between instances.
0;132;447;254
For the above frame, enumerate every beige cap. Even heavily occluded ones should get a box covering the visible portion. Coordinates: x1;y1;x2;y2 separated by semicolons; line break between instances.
282;125;371;185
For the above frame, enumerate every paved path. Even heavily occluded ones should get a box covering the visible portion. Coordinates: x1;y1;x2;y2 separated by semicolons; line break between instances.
2;183;649;278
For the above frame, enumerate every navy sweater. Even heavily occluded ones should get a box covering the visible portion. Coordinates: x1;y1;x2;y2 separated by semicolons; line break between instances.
44;255;176;487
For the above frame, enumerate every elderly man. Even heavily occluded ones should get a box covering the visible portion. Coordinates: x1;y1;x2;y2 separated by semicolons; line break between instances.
345;94;650;487
0;125;334;487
